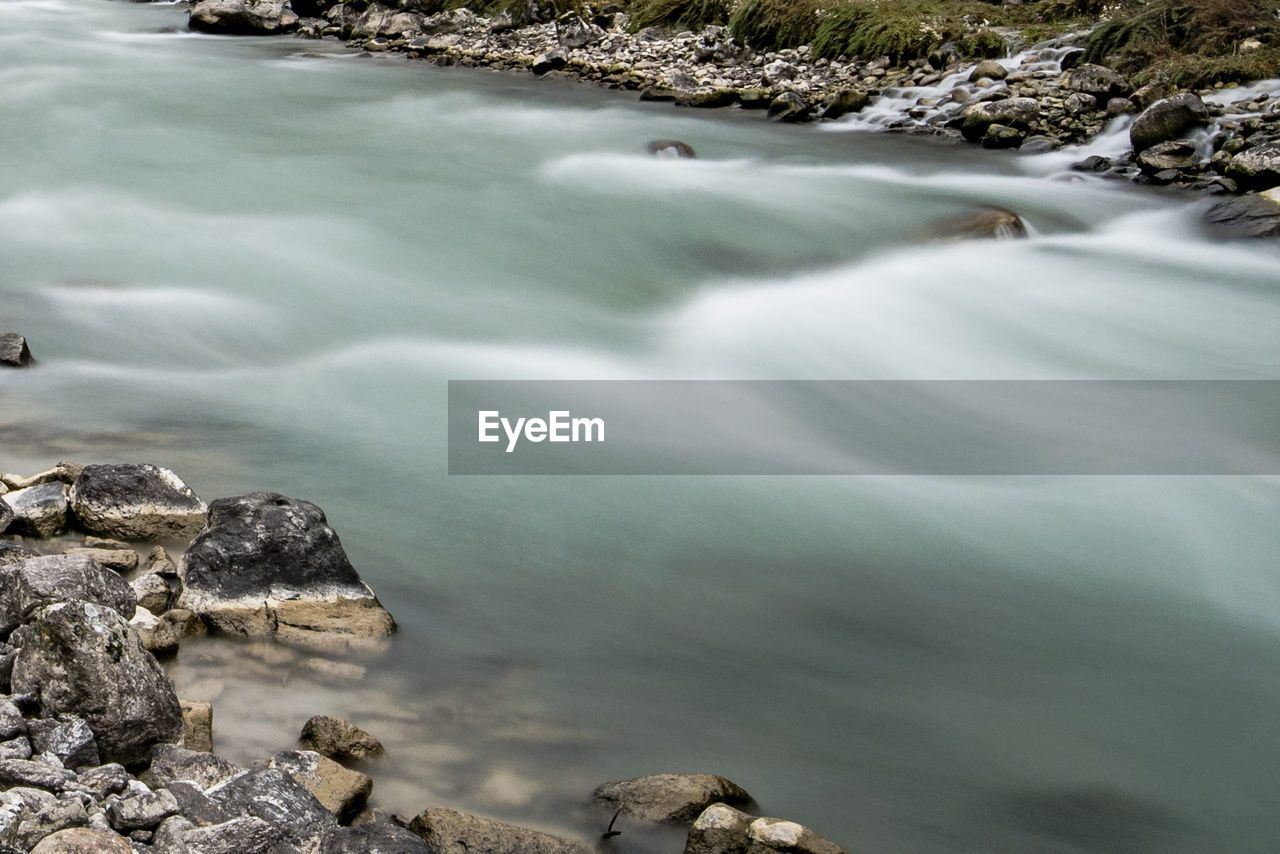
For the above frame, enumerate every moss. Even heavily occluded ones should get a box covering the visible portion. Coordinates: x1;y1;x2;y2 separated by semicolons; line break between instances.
628;0;730;30
728;0;822;51
1083;0;1280;76
811;0;954;63
958;28;1007;58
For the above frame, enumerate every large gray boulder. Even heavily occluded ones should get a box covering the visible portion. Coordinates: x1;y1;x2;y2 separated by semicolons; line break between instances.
188;0;299;34
1205;187;1280;238
0;334;32;369
69;464;207;541
1136;139;1200;175
205;768;337;852
1129;92;1209;152
684;804;846;854
4;483;68;538
408;807;593;854
0;542;35;567
179;493;395;652
960;97;1040;142
169;815;283;854
1062;63;1131;101
322;822;431;854
10;601;182;766
592;774;753;825
1226;141;1280;191
148;744;244;791
0;554;136;636
266;749;372;823
28;827;131;854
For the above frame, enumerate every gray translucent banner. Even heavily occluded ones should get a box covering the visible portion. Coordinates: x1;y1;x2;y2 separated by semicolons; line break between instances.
447;380;1280;475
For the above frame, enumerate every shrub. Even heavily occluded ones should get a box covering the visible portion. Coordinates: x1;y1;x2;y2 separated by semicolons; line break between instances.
628;0;730;30
729;0;822;50
1083;0;1280;76
811;0;951;63
958;28;1007;57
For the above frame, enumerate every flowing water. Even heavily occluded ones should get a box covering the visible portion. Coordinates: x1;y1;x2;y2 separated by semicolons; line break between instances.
5;1;1280;852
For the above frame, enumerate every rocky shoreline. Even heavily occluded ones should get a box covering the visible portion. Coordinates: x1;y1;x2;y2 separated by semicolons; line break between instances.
0;462;844;853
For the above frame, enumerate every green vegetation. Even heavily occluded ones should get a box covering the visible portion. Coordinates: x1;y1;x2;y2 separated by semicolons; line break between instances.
727;0;821;52
629;0;731;30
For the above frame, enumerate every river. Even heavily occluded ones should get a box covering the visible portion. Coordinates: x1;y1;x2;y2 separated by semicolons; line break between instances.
4;1;1280;852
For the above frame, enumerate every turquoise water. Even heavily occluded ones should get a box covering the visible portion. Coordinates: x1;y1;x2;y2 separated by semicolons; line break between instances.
5;1;1280;851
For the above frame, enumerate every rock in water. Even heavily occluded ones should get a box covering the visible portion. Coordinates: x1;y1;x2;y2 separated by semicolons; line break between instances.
10;601;183;766
1136;139;1200;175
1205;187;1280;238
0;554;137;636
267;749;373;822
3;483;68;538
408;807;593;854
69;463;207;541
299;715;385;761
322;821;432;854
926;206;1028;241
1129;93;1209;152
0;333;32;368
1226;141;1280;191
591;773;753;825
647;140;696;159
685;804;846;854
766;92;811;123
179;493;395;652
189;0;297;34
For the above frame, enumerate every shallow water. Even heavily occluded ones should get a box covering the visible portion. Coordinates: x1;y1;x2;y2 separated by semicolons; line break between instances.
5;2;1280;851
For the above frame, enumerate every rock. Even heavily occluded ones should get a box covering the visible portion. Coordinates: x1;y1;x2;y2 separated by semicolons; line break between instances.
164;779;229;826
926;206;1028;241
27;716;100;770
969;59;1006;82
960;97;1039;141
1241;37;1263;52
0;554;137;636
148;745;243;791
766;92;811;123
982;123;1025;148
1131;73;1172;109
64;548;139;574
178;492;395;653
10;601;182;767
69;464;206;541
0;542;36;567
105;786;178;831
205;768;336;852
557;14;603;48
591;774;753;825
189;0;297;34
674;89;739;109
129;608;182;657
816;89;868;121
267;750;373;822
130;573;174;616
1;464;82;492
303;657;367;682
0;699;24;741
144;546;178;578
0;738;30;762
408;807;592;854
647;140;696;158
762;60;796;84
1063;63;1130;101
0;758;77;792
1205;187;1280;238
299;716;384;762
1226;141;1280;191
1129;92;1209;151
684;804;845;854
3;787;88;850
0;500;11;536
1064;92;1096;116
531;49;567;75
1106;97;1136;116
175;815;283;854
4;483;69;538
76;764;130;800
0;334;32;369
180;699;213;753
322;821;432;853
28;827;129;854
1136;139;1200;175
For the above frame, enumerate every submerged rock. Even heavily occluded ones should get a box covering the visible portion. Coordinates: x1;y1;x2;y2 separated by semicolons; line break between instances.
10;601;182;766
0;333;32;369
1205;187;1280;238
647;139;696;159
179;492;395;652
926;206;1028;241
69;463;207;541
409;807;593;854
685;803;845;854
591;773;753;825
300;715;384;762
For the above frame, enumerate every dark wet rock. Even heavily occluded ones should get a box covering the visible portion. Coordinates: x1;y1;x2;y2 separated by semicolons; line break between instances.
1003;785;1179;850
1136;139;1200;175
164;779;229;826
968;59;1006;82
4;483;69;538
179;492;395;653
531;49;566;74
205;768;336;851
0;333;32;368
299;715;384;762
267;750;372;822
1129;93;1209;152
926;206;1028;241
69;464;207;541
322;821;432;853
982;123;1024;148
27;715;100;770
105;786;178;832
0;554;136;636
647;139;696;158
10;601;182;767
76;764;130;800
0;541;36;567
591;773;753;825
409;807;592;854
189;0;298;34
766;92;811;123
1063;63;1130;101
960;97;1039;142
816;89;868;121
179;699;213;753
1072;155;1112;172
684;804;845;854
1226;141;1280;191
27;827;129;854
149;745;244;792
1205;187;1280;238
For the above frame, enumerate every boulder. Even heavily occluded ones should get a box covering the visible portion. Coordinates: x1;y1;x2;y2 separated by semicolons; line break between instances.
591;773;753;825
531;49;567;75
0;759;75;792
647;140;697;159
960;97;1039;142
322;821;432;853
0;334;32;369
299;716;384;762
816;89;869;121
69;464;206;541
180;699;213;753
2;787;89;850
927;206;1028;241
0;554;136;636
63;547;138;574
982;123;1025;148
408;807;592;854
0;542;36;567
557;14;603;48
129;607;182;657
10;601;182;766
76;764;130;800
0;500;11;536
172;815;283;854
29;827;129;854
189;0;298;34
104;785;178;832
4;483;68;538
267;749;373;822
205;768;336;852
1129;93;1209;152
27;716;99;770
1062;63;1130;101
131;572;174;616
1063;92;1096;116
1136;139;1200;175
685;804;845;854
1205;187;1280;238
164;779;229;826
766;92;811;123
178;493;395;653
0;699;23;740
149;745;243;792
969;59;1007;82
1131;72;1173;109
1226;141;1280;191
